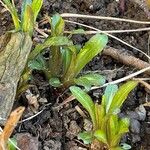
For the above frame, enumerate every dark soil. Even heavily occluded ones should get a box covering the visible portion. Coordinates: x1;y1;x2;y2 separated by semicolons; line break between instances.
0;0;150;150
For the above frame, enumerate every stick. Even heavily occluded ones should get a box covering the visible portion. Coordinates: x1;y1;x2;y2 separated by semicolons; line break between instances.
103;47;150;75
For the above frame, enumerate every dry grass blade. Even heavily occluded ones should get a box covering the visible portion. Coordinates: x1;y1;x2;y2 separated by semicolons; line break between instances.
92;66;150;90
65;19;150;61
42;27;150;34
0;107;25;150
55;95;75;109
75;105;87;118
61;13;150;24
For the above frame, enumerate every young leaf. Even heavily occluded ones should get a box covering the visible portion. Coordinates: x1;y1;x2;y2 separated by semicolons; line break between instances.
78;131;93;144
28;36;73;61
7;138;17;150
61;46;77;83
74;73;106;90
51;14;65;36
62;48;72;74
21;0;32;20
103;84;118;113
71;29;85;35
106;115;118;146
94;129;108;144
74;34;108;76
108;81;138;114
49;77;62;87
70;86;96;127
31;0;43;22
28;54;47;70
94;103;105;129
69;29;85;38
118;118;130;135
22;5;34;36
120;143;131;150
110;118;130;148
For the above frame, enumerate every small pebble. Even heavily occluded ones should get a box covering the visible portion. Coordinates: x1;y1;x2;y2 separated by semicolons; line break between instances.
135;105;146;121
131;134;141;143
130;119;141;134
127;111;139;120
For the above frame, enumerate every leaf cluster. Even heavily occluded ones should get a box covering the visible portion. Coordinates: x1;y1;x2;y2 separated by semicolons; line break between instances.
70;81;138;150
23;14;108;89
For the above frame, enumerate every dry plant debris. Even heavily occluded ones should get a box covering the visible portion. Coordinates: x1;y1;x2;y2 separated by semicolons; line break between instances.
0;107;25;150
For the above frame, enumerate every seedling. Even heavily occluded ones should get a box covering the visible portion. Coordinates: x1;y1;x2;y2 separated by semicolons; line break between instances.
70;81;138;150
24;14;108;90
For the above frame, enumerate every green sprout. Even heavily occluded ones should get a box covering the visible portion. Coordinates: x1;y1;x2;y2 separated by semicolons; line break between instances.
21;14;108;91
70;81;138;150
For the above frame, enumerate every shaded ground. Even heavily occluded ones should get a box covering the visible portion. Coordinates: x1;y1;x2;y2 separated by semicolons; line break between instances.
0;0;150;150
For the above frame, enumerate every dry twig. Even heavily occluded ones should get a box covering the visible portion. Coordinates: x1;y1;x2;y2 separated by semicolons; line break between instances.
103;47;150;75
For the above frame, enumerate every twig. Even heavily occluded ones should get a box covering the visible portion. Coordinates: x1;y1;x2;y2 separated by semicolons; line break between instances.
92;66;150;90
65;19;150;61
19;109;44;123
103;47;150;75
75;105;87;118
61;13;150;24
44;27;150;34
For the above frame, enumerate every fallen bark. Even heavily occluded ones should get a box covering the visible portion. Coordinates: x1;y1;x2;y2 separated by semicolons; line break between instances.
0;32;32;125
103;47;150;75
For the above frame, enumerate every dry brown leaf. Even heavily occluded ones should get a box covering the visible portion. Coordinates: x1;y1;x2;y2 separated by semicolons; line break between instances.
0;107;25;150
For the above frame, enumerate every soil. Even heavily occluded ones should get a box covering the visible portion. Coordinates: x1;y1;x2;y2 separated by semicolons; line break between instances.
0;0;150;150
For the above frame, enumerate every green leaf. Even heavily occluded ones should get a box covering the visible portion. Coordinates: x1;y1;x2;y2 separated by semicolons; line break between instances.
78;131;93;144
29;36;73;61
120;143;131;150
106;115;118;146
7;138;17;150
49;77;62;87
94;103;105;129
108;81;138;114
31;0;43;22
21;0;32;20
75;34;108;76
70;86;96;128
51;14;65;36
74;44;82;54
28;54;46;70
74;73;106;90
61;46;77;82
94;129;107;144
2;0;20;30
103;84;118;113
22;5;34;36
68;29;85;38
71;29;85;35
118;118;130;135
62;48;73;75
